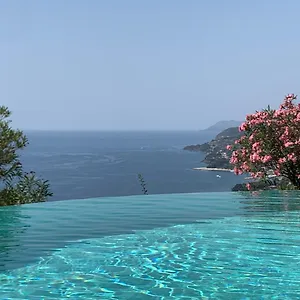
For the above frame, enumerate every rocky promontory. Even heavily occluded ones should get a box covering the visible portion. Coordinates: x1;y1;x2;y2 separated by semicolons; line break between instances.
184;126;243;169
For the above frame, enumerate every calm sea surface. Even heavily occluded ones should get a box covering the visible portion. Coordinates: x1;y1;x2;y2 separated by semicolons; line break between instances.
20;131;245;201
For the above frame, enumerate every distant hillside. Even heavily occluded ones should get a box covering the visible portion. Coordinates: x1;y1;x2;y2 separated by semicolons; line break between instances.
201;120;242;133
184;126;243;169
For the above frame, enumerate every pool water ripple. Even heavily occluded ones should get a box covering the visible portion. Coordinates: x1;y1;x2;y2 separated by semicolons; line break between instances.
1;191;300;299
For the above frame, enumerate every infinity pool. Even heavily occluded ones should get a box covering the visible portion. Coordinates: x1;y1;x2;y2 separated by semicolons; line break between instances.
1;191;300;299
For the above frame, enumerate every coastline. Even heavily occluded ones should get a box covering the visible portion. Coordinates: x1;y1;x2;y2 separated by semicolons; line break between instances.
193;167;234;172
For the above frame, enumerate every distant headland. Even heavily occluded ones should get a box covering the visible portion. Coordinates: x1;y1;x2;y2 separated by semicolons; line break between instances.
199;120;242;134
184;121;243;170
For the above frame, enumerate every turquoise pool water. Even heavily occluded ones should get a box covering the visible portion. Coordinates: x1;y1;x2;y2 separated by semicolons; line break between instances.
1;191;300;299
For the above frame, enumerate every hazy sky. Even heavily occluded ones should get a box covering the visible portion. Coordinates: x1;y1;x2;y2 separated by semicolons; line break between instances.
1;0;300;130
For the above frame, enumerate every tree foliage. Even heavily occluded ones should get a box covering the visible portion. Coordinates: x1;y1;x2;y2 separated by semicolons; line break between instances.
0;106;52;206
229;94;300;190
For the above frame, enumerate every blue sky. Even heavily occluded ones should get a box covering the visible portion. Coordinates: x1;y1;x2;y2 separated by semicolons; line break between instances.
1;0;300;130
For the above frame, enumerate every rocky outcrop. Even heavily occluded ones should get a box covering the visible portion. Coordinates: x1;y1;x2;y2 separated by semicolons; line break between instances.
184;126;243;169
232;177;294;192
232;181;275;191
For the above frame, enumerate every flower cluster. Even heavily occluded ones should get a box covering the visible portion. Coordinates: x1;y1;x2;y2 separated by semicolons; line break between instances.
229;94;300;189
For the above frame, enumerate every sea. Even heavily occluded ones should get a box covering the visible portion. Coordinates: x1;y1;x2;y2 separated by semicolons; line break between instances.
20;131;245;201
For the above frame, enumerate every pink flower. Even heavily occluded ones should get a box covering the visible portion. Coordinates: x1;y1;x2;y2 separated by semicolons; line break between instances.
261;155;272;163
226;145;232;150
287;93;296;99
284;141;294;148
233;167;243;175
287;153;297;162
252;142;260;151
274;169;281;176
278;157;287;164
230;157;238;164
241;162;250;172
256;172;264;178
250;153;260;162
239;122;247;132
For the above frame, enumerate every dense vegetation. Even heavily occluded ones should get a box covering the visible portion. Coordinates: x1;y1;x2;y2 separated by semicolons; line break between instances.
184;127;242;169
229;94;300;190
0;106;52;206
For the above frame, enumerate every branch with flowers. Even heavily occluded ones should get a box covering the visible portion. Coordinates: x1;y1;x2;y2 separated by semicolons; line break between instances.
229;94;300;191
